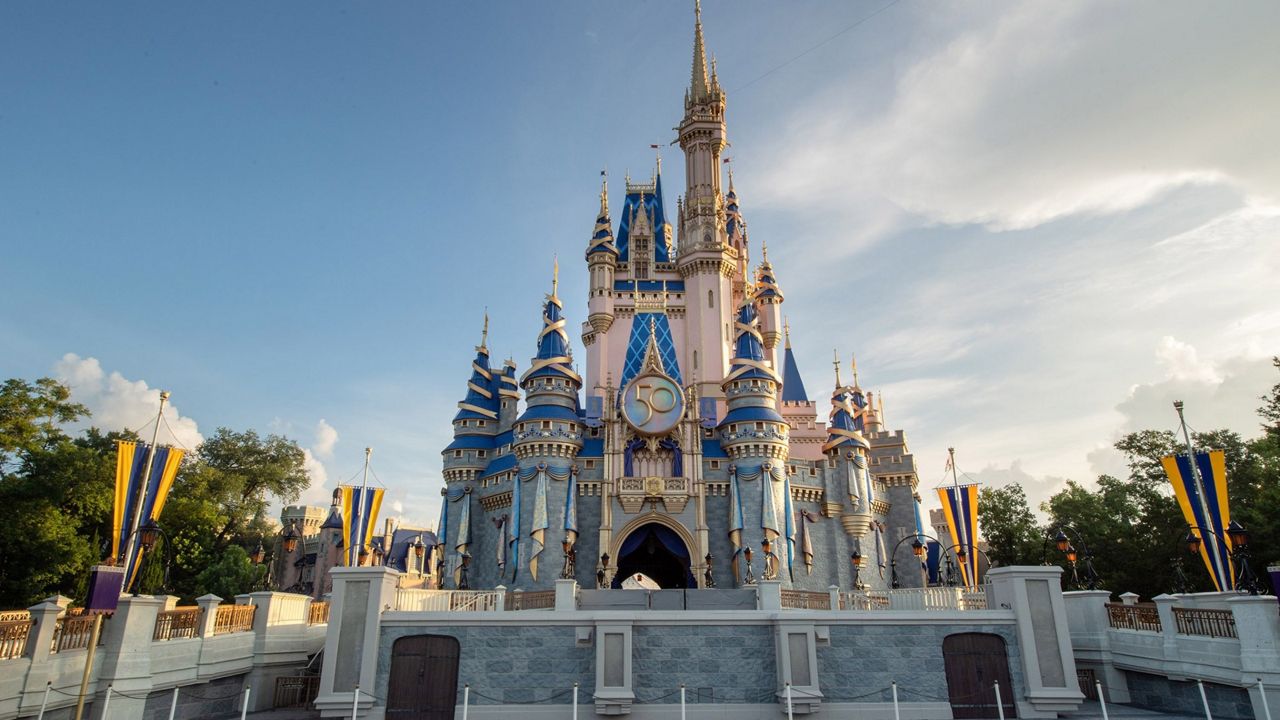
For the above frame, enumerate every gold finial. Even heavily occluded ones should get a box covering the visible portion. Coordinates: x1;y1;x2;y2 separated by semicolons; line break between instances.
761;238;769;263
784;317;792;349
833;350;843;388
480;309;489;350
851;353;859;387
600;171;609;215
727;166;735;193
552;255;559;297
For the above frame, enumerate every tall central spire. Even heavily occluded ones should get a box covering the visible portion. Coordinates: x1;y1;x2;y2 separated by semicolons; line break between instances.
691;0;711;102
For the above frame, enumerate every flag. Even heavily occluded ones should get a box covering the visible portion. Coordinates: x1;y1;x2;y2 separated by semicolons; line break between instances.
925;541;942;585
1162;450;1234;591
340;485;385;566
937;485;979;588
650;144;660;149
115;442;185;591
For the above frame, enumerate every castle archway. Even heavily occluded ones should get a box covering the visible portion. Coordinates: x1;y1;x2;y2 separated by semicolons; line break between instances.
611;520;697;589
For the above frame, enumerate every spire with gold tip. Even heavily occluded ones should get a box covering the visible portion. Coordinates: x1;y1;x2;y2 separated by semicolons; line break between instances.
690;0;711;102
586;174;618;258
521;258;582;387
449;313;501;452
780;318;810;403
754;240;783;304
823;350;868;453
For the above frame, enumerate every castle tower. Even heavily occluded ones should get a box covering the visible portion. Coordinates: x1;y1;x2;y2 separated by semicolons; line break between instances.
754;241;784;376
512;264;585;587
442;316;500;488
583;178;618;401
823;355;874;540
677;1;736;405
719;296;793;584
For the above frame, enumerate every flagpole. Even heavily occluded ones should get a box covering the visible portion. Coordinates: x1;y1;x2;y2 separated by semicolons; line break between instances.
121;390;169;583
353;447;372;566
948;447;972;587
1173;401;1229;590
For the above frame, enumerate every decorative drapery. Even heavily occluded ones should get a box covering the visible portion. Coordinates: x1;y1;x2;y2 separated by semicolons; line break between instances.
782;466;795;581
564;465;579;547
797;509;819;574
624;438;683;478
452;488;472;586
728;466;745;585
937;485;980;588
875;523;888;574
514;463;572;582
492;515;508;570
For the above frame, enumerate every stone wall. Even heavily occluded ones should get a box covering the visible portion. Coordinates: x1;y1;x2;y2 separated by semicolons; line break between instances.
1125;671;1254;719
631;624;774;703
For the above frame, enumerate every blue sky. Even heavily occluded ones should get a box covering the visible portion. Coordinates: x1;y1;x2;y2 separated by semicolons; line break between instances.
3;1;1277;527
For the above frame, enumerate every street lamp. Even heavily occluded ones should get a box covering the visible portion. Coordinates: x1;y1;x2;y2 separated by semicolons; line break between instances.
1042;525;1099;590
743;546;756;585
560;536;576;580
1185;522;1262;595
358;545;370;566
372;544;384;567
412;535;426;575
282;522;301;554
704;552;716;588
459;552;471;590
850;551;865;590
761;538;777;580
598;552;610;589
250;541;266;565
139;519;161;553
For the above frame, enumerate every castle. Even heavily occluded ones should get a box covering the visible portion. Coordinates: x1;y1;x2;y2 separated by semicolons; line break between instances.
432;2;926;595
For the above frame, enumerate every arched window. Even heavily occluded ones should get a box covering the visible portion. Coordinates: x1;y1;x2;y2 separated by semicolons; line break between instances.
693;350;699;370
708;290;714;308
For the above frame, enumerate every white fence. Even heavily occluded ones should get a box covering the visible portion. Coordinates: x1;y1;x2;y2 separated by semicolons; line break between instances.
395;588;502;612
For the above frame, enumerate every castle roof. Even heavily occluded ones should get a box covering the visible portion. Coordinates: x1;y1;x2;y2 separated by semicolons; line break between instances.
724;300;778;383
781;343;809;403
586;178;618;258
615;169;671;263
453;315;500;422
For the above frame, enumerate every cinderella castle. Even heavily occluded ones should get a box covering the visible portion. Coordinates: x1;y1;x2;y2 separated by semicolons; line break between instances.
433;5;925;595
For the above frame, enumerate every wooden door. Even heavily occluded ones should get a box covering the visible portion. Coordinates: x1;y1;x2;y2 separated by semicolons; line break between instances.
943;633;1017;719
386;634;460;720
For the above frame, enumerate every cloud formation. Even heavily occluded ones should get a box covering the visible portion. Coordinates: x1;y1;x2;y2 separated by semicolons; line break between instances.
53;353;204;450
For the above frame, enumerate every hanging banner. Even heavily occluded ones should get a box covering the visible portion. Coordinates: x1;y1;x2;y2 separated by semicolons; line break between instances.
112;440;149;562
453;490;472;586
937;485;979;588
115;442;184;592
340;485;385;566
728;468;744;585
1162;450;1234;591
564;466;579;547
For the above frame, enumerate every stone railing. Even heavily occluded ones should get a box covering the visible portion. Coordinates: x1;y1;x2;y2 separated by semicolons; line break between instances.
0;620;32;660
395;588;502;612
505;589;556;611
153;607;201;641
308;600;330;625
1172;607;1237;639
1105;602;1162;632
780;589;831;610
840;592;891;610
50;615;98;653
213;604;256;635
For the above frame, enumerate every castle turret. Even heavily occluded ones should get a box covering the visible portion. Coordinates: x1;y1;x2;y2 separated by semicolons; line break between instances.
719;296;792;584
512;264;585;587
443;315;499;486
583;178;618;402
754;240;784;374
498;359;520;432
677;1;735;405
823;353;874;539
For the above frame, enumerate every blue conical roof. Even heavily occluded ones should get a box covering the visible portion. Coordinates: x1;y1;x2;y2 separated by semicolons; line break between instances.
725;301;778;383
453;344;499;422
521;289;581;386
781;344;809;402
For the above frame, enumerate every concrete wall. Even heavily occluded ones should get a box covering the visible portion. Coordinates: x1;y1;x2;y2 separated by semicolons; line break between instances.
1124;671;1254;719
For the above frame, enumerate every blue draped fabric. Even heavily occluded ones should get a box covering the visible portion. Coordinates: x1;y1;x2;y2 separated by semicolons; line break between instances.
616;524;696;587
926;541;942;585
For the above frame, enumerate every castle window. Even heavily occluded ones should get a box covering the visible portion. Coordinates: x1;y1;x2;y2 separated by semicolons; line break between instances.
478;420;486;427
585;460;596;469
693;350;698;370
710;460;720;469
755;422;764;430
708;290;714;308
809;468;817;477
542;421;551;429
478;450;486;458
590;427;601;437
454;450;463;458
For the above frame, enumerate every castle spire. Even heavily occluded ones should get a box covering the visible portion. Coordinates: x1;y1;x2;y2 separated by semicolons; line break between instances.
478;310;489;352
851;353;860;388
551;255;560;299
691;0;711;102
833;350;843;388
783;317;791;349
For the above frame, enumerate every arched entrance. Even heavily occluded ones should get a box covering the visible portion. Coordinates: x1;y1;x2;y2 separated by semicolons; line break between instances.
612;523;696;588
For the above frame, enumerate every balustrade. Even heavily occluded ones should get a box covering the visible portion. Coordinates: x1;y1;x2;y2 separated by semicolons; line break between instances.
1105;602;1162;632
154;607;201;641
213;604;257;635
50;615;98;653
0;619;32;660
1172;607;1237;639
308;601;330;625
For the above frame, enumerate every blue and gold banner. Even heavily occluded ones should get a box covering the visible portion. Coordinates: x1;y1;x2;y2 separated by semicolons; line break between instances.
115;442;185;591
340;485;385;566
937;485;979;588
1162;450;1234;591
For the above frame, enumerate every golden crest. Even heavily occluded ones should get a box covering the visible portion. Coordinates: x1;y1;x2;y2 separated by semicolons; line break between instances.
644;476;662;497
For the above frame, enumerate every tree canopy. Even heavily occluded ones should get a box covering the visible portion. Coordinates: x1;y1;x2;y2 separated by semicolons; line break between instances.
0;377;310;607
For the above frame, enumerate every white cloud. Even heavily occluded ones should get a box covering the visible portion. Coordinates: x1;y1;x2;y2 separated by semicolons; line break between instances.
53;353;203;450
313;418;338;458
1155;336;1220;384
760;1;1280;231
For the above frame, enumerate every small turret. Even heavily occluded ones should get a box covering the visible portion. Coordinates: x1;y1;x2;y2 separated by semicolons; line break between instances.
516;261;585;459
823;352;873;538
444;314;500;483
754;240;784;364
719;295;787;460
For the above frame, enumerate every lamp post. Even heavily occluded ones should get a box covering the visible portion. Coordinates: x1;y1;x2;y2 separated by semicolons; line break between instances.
850;551;865;591
458;552;471;590
560;537;577;580
704;552;716;588
743;546;756;586
1043;525;1100;590
761;538;777;580
125;518;170;596
888;533;929;589
412;535;427;576
598;553;610;589
1184;522;1263;595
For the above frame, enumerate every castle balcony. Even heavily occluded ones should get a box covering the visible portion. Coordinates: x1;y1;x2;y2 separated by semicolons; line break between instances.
615;475;689;514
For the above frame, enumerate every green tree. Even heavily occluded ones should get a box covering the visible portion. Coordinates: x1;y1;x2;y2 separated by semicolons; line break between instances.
194;545;265;600
978;484;1044;567
0;377;89;472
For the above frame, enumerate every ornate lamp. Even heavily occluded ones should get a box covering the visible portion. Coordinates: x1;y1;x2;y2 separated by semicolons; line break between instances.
459;552;472;590
139;519;161;552
743;546;756;585
704;552;715;588
282;522;301;554
850;550;864;590
1054;529;1070;553
372;544;384;566
1227;520;1249;548
911;538;924;557
358;545;370;566
1184;531;1202;556
250;541;266;565
1064;545;1078;564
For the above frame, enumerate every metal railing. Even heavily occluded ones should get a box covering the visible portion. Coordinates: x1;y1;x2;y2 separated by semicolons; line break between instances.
0;610;31;623
780;590;831;610
0;619;32;660
273;675;320;709
505;590;556;611
51;615;98;653
307;601;330;625
213;604;257;635
1172;607;1237;639
1106;603;1162;632
154;607;201;641
395;589;503;612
